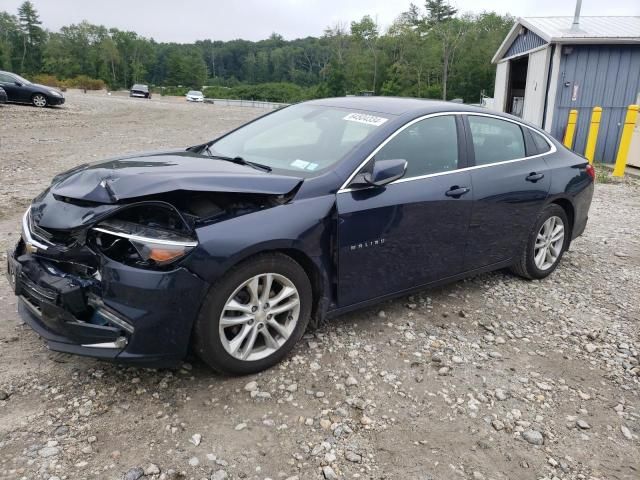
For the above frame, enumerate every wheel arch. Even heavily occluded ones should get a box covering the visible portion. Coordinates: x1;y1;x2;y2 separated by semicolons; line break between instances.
548;197;575;239
197;244;332;330
250;248;330;329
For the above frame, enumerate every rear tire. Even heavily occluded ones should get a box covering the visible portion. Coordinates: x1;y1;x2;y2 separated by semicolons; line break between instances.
511;204;569;280
32;93;47;108
193;253;312;375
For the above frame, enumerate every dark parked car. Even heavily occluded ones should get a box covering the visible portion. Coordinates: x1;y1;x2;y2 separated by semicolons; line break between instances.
0;71;65;107
0;86;7;104
6;97;594;374
130;84;151;99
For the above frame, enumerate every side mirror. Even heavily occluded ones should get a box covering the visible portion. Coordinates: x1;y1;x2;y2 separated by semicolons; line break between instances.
14;81;22;86
352;159;407;188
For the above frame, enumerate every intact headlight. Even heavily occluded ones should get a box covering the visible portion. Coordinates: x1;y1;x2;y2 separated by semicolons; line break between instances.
89;205;197;268
48;89;62;97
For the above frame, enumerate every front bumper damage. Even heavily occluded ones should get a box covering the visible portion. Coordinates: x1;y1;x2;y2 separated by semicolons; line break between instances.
7;235;208;367
6;151;305;367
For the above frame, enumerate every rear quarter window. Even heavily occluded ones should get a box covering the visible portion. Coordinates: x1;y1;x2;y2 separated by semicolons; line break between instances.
531;130;552;154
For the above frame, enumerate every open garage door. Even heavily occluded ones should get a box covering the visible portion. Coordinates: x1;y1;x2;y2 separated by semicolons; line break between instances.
522;47;551;126
493;61;509;112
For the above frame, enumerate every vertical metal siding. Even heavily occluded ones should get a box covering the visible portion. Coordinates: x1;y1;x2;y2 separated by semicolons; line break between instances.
504;28;547;59
551;45;640;163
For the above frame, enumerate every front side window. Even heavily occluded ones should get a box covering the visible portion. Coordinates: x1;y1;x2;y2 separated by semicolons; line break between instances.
468;116;526;165
374;115;459;178
5;72;30;84
210;104;391;176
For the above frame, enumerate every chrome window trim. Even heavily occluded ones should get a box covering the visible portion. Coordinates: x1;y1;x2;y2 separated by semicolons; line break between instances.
338;111;557;193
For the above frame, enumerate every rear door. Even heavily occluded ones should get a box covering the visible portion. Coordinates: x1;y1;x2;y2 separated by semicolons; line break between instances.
336;114;473;307
463;114;552;270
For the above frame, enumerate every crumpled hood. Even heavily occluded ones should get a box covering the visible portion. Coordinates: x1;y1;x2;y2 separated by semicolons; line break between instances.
50;150;303;204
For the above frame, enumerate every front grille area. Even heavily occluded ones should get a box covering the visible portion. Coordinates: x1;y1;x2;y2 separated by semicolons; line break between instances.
28;213;77;247
20;275;57;306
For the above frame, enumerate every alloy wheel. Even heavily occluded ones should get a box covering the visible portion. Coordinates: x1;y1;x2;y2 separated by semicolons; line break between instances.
534;215;565;270
219;273;300;361
32;94;47;107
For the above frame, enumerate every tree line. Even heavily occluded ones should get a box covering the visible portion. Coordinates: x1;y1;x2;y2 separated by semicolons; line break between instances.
0;1;513;103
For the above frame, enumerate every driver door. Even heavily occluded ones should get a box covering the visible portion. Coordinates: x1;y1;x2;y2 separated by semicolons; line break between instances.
336;114;473;307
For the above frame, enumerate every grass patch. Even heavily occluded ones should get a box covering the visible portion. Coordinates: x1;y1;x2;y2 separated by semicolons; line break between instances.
593;162;614;184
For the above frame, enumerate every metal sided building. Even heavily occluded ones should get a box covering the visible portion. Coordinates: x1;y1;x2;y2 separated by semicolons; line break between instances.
491;16;640;163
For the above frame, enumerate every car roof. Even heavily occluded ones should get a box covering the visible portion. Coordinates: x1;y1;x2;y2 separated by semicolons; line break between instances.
305;96;491;116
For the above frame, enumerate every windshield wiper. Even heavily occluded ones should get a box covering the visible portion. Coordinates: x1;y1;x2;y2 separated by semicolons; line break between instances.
202;145;272;172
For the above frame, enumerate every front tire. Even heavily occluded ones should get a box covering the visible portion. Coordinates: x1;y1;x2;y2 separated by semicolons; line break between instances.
32;93;48;107
511;204;569;280
193;253;312;375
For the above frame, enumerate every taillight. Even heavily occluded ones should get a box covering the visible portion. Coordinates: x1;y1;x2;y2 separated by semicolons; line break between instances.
585;164;595;181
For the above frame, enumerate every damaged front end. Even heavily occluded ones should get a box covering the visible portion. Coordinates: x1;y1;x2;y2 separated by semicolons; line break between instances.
7;200;209;366
7;152;303;366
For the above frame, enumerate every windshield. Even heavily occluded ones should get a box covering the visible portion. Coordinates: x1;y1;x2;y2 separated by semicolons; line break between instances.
188;91;203;96
209;104;391;176
13;73;31;85
132;84;147;91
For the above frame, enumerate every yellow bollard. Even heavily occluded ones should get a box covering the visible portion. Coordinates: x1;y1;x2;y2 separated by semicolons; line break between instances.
613;105;640;177
563;109;578;149
584;106;602;164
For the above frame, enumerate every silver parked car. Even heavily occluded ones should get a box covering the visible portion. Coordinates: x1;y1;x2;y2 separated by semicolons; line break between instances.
186;90;204;102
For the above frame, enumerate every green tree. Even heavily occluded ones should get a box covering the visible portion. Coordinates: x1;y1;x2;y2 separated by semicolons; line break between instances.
0;12;19;70
324;59;346;97
0;2;513;103
17;1;44;73
425;0;458;25
350;15;380;92
165;46;207;87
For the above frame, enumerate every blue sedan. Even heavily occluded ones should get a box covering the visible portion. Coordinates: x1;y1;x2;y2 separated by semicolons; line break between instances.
6;97;594;374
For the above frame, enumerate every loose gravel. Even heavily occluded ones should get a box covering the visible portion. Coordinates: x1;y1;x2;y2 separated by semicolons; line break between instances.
0;92;639;480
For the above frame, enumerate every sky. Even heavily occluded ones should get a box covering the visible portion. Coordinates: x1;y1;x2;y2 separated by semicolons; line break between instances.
2;0;639;42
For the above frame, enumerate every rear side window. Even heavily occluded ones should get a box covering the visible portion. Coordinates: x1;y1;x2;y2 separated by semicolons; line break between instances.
375;115;459;178
531;130;551;154
468;116;526;165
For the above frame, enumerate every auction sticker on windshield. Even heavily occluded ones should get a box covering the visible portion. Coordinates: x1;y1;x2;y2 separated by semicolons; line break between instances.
343;112;388;126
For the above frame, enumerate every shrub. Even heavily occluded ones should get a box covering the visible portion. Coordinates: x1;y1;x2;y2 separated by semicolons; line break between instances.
154;86;191;96
31;74;63;88
63;75;106;90
26;74;106;91
202;82;316;103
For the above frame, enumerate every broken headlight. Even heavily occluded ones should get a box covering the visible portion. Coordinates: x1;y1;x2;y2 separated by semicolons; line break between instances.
89;205;197;268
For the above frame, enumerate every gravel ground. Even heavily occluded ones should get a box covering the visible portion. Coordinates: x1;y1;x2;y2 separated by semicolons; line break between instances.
0;91;639;480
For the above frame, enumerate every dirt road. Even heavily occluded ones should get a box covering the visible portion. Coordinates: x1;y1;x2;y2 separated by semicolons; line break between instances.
0;91;639;480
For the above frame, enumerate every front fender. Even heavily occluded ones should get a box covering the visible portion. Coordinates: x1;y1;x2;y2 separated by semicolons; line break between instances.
183;195;336;287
